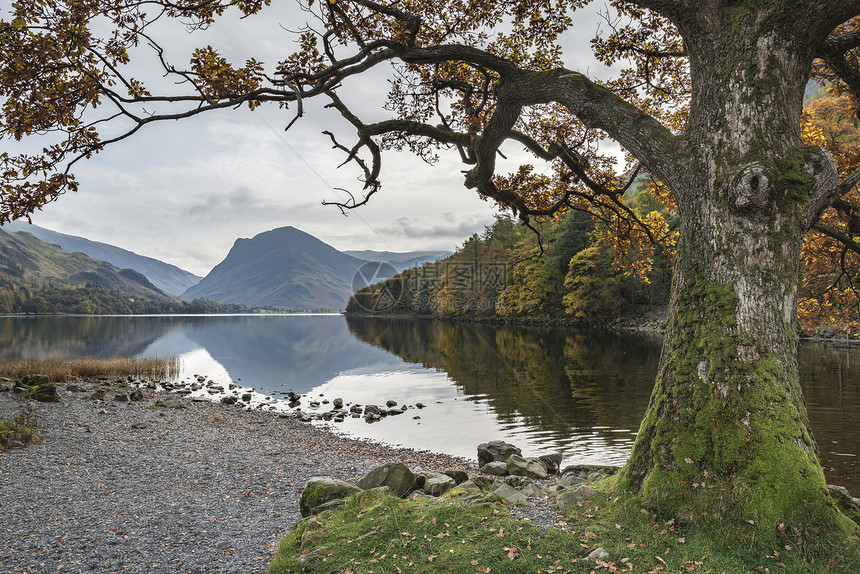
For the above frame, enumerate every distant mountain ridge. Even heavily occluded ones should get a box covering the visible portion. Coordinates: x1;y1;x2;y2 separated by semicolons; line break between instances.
2;221;455;312
2;221;201;295
0;228;174;302
182;226;368;310
344;249;451;272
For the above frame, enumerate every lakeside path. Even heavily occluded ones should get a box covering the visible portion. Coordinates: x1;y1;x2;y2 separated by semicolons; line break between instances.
0;387;475;574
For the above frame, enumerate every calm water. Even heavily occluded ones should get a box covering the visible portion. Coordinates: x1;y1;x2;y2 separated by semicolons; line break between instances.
1;314;857;492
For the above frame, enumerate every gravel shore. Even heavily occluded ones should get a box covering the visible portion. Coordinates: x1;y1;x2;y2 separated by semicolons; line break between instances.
0;385;476;574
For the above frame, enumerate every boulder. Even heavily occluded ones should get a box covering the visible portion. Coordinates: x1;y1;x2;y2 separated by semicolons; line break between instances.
827;484;860;523
333;398;344;408
129;389;144;402
557;485;597;513
299;477;362;517
585;547;609;561
357;462;416;497
353;486;393;510
363;404;381;416
560;464;620;477
477;440;522;466
492;483;528;504
423;472;456;496
538;452;563;475
480;461;508;476
221;396;238;405
441;469;469;484
507;454;548;479
557;472;587;491
471;476;495;491
20;374;50;387
520;482;548;498
19;374;59;403
444;480;485;503
504;476;531;488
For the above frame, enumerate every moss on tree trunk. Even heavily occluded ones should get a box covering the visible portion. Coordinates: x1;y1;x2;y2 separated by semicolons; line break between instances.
616;183;857;548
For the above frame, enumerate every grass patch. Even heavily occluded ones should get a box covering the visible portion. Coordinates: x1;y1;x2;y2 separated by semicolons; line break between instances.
0;402;41;450
0;356;180;382
270;489;859;574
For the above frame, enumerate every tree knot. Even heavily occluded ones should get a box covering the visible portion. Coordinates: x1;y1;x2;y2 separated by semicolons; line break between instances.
732;163;770;212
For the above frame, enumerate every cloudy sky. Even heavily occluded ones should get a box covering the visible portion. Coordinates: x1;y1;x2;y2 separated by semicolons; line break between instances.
2;2;619;277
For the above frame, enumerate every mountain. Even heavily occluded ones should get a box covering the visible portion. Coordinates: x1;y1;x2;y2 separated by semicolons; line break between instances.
344;249;451;273
2;221;201;295
0;228;174;302
181;226;368;310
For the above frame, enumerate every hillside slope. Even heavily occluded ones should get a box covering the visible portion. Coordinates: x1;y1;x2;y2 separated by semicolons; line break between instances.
0;229;174;302
3;221;201;295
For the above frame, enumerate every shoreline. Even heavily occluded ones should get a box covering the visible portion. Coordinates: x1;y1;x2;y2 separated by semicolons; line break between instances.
0;381;476;574
345;311;860;346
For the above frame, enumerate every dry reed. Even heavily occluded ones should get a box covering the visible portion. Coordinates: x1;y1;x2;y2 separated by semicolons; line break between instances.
0;356;180;382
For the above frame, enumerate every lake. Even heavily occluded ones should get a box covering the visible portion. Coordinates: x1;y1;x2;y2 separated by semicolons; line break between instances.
1;314;857;492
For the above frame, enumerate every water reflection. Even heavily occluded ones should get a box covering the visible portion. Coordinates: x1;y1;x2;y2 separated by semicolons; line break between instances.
347;317;859;492
798;344;860;492
346;317;661;460
0;314;856;492
0;314;400;392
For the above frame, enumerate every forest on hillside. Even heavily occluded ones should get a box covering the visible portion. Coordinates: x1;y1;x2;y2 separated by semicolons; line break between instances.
0;273;250;315
349;89;860;336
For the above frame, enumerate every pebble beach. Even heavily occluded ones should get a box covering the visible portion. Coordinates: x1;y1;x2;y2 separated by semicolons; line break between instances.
0;385;476;574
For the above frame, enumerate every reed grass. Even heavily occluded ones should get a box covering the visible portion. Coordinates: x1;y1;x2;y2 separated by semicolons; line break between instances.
0;356;180;382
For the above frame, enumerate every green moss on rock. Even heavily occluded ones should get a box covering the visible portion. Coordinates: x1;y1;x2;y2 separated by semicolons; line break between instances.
299;477;363;518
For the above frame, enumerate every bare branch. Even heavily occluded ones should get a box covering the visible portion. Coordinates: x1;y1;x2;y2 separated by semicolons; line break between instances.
813;222;860;256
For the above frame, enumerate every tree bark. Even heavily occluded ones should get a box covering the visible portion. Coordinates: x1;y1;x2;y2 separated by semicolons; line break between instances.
615;2;855;539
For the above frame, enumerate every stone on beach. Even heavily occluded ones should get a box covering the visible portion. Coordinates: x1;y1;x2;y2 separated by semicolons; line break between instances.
17;374;60;403
357;462;417;497
422;472;456;496
480;461;509;476
299;477;363;517
477;440;521;467
507;454;549;479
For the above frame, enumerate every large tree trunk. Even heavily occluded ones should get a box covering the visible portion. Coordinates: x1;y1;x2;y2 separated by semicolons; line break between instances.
616;4;854;540
619;195;830;529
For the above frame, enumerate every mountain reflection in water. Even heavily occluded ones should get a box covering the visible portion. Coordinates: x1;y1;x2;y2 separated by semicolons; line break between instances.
0;314;856;492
